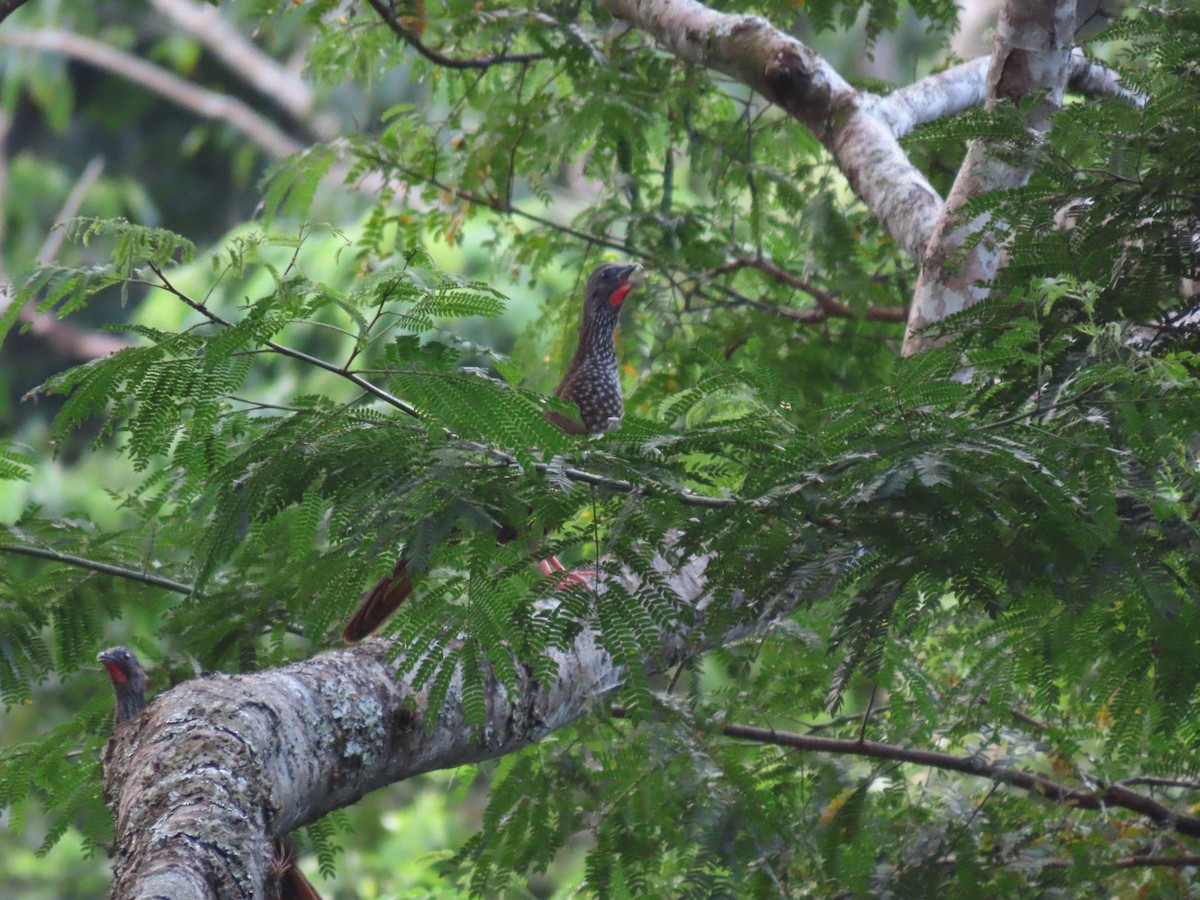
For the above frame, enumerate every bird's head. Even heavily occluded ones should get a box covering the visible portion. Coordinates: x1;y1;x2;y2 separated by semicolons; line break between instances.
583;262;640;320
98;646;149;723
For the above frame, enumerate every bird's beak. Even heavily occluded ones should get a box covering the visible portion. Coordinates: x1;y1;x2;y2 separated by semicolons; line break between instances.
616;263;641;283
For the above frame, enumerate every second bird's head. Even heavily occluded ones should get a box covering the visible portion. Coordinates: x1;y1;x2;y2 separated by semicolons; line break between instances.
583;263;640;321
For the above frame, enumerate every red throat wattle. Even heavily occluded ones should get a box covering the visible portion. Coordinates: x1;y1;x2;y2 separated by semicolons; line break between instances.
609;283;632;307
103;662;127;683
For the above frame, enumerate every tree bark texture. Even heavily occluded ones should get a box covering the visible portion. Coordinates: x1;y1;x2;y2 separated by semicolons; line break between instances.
103;553;719;899
901;0;1077;354
603;0;944;262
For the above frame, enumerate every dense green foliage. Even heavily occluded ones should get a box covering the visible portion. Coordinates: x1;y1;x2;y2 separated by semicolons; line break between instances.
2;0;1200;895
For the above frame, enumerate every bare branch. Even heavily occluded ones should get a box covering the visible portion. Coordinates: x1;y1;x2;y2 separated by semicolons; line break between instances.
0;543;193;595
665;715;1200;840
364;0;546;70
709;257;908;323
1067;47;1145;107
878;50;1142;138
0;28;302;159
101;551;725;896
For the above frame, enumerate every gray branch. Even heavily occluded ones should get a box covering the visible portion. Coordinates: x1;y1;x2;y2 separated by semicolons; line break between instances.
602;0;944;263
102;552;731;898
901;0;1078;355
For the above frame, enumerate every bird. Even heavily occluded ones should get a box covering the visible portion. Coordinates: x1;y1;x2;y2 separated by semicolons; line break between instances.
544;261;640;435
341;261;640;642
98;646;148;728
97;647;323;900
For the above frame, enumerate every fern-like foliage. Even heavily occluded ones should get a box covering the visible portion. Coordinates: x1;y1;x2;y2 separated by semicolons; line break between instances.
4;3;1200;897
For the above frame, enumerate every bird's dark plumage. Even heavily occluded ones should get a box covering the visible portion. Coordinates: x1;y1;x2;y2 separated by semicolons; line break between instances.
341;262;639;642
549;262;639;435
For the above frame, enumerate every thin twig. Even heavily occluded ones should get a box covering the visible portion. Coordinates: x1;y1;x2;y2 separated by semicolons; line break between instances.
709;256;908;323
144;263;423;420
364;0;546;70
611;708;1200;841
0;544;193;595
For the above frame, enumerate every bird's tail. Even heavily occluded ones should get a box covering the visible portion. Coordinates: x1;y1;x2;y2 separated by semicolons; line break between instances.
342;557;413;642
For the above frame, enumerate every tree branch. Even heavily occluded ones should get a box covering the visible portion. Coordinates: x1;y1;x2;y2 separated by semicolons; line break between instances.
102;551;732;896
0;28;302;159
603;0;943;263
902;0;1077;355
709;256;908;323
364;0;546;70
877;49;1143;138
0;543;193;595
145;262;423;420
663;714;1200;840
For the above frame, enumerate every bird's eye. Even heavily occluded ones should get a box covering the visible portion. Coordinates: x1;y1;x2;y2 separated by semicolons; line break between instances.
602;269;613;280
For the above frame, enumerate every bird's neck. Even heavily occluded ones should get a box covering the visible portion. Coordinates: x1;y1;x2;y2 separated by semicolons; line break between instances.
568;309;618;373
114;680;147;725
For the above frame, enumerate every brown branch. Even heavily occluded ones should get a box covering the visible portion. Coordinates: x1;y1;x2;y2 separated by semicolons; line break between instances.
610;709;1200;840
364;0;546;70
146;262;422;419
0;543;193;595
1119;776;1200;791
709;257;907;323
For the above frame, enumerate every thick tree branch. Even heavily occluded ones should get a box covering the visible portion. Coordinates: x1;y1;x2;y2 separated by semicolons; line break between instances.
102;552;727;897
878;49;1142;137
902;0;1077;355
603;0;943;263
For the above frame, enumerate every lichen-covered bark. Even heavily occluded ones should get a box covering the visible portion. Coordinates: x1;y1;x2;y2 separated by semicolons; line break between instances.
603;0;1131;344
901;0;1076;355
604;0;943;262
103;553;717;899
